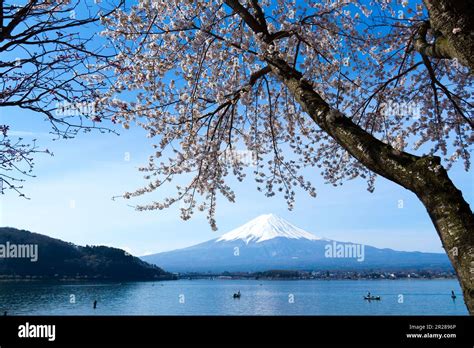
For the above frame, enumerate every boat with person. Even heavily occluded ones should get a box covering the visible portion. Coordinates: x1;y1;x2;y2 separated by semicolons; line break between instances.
364;291;381;300
233;291;241;299
364;295;381;300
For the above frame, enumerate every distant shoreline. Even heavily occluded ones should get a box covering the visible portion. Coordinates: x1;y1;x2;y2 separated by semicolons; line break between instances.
174;269;456;281
0;267;455;282
0;277;457;283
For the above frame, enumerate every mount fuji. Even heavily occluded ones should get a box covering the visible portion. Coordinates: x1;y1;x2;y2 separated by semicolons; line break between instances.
216;214;323;244
142;214;451;273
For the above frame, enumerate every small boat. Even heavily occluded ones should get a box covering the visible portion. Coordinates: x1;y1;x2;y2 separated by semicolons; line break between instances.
233;291;241;299
364;296;381;300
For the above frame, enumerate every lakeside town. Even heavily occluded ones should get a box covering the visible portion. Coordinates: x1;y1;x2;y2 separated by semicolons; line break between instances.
177;269;457;281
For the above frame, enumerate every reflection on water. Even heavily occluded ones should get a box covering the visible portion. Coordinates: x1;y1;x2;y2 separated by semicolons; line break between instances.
0;279;467;315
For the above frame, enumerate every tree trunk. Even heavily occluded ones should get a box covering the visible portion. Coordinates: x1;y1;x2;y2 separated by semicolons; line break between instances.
421;0;474;71
415;161;474;313
268;56;474;314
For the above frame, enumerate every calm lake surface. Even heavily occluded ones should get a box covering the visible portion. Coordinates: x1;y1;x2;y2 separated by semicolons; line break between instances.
0;279;467;315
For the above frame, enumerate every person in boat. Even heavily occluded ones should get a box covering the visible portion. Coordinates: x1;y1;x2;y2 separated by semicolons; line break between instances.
367;291;371;298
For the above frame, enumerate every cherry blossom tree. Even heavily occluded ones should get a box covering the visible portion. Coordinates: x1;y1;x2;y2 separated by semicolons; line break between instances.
101;0;473;312
0;0;122;195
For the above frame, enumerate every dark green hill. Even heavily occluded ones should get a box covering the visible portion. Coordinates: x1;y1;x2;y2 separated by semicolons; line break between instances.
0;227;176;281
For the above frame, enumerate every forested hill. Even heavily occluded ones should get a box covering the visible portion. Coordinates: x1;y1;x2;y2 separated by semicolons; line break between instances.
0;227;175;281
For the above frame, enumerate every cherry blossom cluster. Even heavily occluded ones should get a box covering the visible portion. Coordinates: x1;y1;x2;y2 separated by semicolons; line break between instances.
100;0;472;228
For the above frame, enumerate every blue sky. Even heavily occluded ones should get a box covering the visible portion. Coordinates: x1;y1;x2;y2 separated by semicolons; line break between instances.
0;0;472;256
1;104;472;256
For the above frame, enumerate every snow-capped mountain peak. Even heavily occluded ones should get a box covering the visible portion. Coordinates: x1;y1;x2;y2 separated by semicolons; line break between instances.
216;214;322;244
143;214;450;273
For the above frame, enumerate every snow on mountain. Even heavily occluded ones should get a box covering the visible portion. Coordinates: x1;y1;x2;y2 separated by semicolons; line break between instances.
142;214;451;273
216;214;323;244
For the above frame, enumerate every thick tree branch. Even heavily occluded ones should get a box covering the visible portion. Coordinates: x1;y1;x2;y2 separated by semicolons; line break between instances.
266;55;474;313
421;0;474;71
224;0;269;39
249;0;267;28
413;21;457;60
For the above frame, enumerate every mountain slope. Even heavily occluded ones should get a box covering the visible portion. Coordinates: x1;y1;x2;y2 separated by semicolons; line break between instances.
0;227;176;281
142;214;451;273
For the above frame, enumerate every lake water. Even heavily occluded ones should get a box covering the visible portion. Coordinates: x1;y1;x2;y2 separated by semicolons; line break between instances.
0;279;468;315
